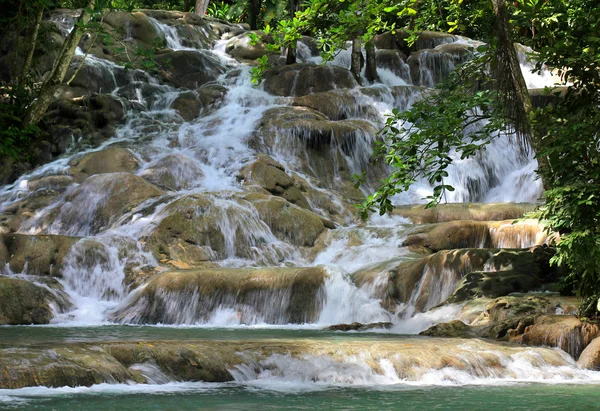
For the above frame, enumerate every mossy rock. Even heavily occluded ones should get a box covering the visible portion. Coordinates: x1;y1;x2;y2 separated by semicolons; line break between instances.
2;234;79;276
420;320;476;338
0;277;68;324
392;203;539;224
111;267;328;324
69;147;140;182
263;63;359;97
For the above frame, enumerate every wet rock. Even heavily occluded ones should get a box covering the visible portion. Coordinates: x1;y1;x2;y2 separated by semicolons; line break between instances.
226;31;275;62
392;203;539;224
253;106;381;201
141;153;204;191
402;219;547;252
328;322;393;331
0;338;581;389
263;63;359;97
104;11;161;44
2;234;79;276
57;173;164;234
420;320;476;338
171;85;228;120
577;337;600;370
529;86;568;108
245;193;330;247
240;155;310;210
375;49;410;81
513;315;600;359
292;89;380;121
0;276;68;325
111;267;328;324
69;147;140;182
44;94;127;154
0;188;65;233
155;50;227;89
407;43;473;86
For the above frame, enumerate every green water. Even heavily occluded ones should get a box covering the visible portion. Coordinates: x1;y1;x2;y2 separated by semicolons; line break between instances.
0;325;406;346
1;384;599;410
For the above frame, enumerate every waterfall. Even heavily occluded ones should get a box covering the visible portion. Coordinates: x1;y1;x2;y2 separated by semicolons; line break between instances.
0;12;561;330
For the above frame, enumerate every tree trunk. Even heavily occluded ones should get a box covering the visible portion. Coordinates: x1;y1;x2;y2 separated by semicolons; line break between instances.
365;40;379;83
350;37;362;83
23;0;96;127
491;0;550;189
286;45;296;64
18;3;45;87
195;0;209;15
183;0;192;12
249;0;262;30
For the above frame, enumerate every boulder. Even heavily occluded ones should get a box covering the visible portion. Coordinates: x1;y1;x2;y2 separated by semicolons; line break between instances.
170;85;228;120
292;89;379;121
240;155;310;210
514;315;600;359
141;153;204;191
375;49;410;81
226;31;275;61
577;337;600;370
69;146;140;182
407;43;473;86
111;267;328;324
155;50;227;89
56;173;164;235
263;63;359;97
0;276;69;325
245;193;330;247
420;320;476;338
2;234;79;276
328;322;393;331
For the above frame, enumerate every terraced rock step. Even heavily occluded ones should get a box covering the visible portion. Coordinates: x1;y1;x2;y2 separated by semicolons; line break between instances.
0;337;584;389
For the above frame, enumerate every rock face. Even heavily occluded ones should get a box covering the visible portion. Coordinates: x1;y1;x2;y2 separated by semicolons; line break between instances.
156;50;227;89
55;173;164;235
240;155;311;210
514;315;600;359
402;219;547;252
0;338;582;389
0;276;69;325
141;153;205;191
1;234;79;276
112;267;328;324
392;203;538;224
263;64;359;97
577;337;600;370
69;147;141;182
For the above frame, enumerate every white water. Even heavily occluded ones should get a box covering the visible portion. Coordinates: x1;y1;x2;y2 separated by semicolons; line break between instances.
0;14;559;333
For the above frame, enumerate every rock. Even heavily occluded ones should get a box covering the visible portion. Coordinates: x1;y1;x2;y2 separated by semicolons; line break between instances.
171;85;228;120
69;147;140;182
171;91;202;121
447;269;543;304
292;89;379;121
112;267;328;324
240;155;310;210
141;154;204;191
420;320;476;338
263;63;359;97
328;322;393;331
514;315;600;359
373;32;400;50
375;49;411;81
104;11;161;44
56;173;164;235
392;203;539;224
529;86;568;108
155;50;227;89
402;219;547;252
577;337;600;370
44;94;127;154
407;43;473;86
2;234;79;276
253;106;381;201
0;276;69;325
0;188;65;233
226;31;275;61
0;338;582;389
245;193;330;247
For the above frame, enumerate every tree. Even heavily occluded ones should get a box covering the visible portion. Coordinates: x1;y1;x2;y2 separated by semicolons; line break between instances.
195;0;209;15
